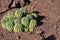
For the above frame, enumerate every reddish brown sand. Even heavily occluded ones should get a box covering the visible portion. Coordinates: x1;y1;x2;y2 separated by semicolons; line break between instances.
0;0;60;40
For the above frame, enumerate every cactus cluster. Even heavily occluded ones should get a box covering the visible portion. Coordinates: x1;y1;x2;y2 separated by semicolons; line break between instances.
1;7;38;32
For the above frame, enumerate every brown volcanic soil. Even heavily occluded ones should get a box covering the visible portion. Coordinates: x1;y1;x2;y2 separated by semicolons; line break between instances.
0;0;60;40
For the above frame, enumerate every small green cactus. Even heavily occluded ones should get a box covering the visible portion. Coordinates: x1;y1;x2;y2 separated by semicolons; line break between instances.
6;22;13;32
15;10;23;18
19;7;28;16
7;15;16;22
1;16;8;29
7;11;15;15
14;24;23;32
29;19;37;32
21;17;29;27
26;14;33;20
14;19;21;24
31;13;38;18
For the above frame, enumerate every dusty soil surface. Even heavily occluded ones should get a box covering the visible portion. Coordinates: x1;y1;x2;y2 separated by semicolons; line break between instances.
0;0;60;40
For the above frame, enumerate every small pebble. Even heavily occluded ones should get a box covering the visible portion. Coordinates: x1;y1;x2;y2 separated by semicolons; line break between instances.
16;36;21;39
36;31;42;34
16;36;19;39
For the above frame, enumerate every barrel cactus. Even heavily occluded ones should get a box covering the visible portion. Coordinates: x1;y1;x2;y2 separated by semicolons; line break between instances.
26;14;33;20
6;22;13;32
14;24;23;32
7;12;15;16
29;19;37;32
15;10;23;18
31;13;38;18
1;15;8;29
7;15;16;22
14;19;21;24
21;17;29;27
19;7;28;16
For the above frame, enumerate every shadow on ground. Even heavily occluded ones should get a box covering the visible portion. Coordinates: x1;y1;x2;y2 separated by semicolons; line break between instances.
32;11;56;40
32;11;45;26
44;35;56;40
24;0;31;5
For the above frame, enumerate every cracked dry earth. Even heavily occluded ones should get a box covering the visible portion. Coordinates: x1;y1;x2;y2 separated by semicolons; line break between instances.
0;0;60;40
